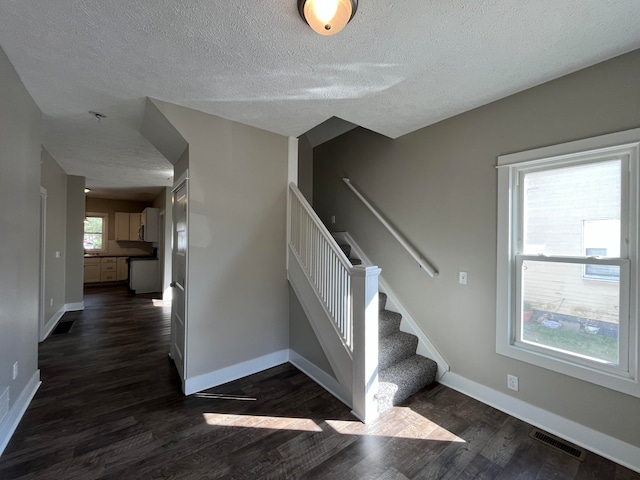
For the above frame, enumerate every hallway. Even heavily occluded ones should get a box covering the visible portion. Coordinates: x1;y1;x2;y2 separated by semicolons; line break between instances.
0;286;637;479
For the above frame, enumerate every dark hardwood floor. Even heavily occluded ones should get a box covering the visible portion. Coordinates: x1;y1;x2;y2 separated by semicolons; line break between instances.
1;285;638;479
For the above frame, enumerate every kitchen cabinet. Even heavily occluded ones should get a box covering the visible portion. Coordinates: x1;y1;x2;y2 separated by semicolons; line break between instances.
84;257;128;283
129;213;141;240
115;212;142;241
139;207;159;242
117;257;128;281
101;257;117;282
84;257;101;283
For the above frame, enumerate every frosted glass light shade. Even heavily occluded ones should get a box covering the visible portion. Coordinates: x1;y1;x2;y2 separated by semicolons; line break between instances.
299;0;357;36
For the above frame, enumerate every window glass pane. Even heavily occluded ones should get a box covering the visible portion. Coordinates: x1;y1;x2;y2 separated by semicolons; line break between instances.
584;246;620;280
523;160;621;256
521;259;620;365
84;233;103;250
84;216;103;234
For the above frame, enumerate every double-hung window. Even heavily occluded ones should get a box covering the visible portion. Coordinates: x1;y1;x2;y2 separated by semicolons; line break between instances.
496;129;640;397
84;212;108;254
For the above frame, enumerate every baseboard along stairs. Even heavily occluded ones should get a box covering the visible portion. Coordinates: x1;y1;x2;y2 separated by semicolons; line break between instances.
339;243;438;412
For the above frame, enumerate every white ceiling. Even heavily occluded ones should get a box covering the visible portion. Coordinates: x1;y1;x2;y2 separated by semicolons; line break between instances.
1;0;639;198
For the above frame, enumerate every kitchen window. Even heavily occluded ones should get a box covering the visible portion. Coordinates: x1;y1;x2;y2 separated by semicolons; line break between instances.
496;129;640;397
84;212;108;253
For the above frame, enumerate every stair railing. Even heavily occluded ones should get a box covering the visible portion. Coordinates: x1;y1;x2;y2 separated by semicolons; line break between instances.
288;182;380;423
289;183;355;348
343;178;438;277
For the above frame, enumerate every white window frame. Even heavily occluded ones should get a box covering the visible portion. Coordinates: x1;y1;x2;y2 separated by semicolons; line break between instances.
496;128;640;397
84;212;108;254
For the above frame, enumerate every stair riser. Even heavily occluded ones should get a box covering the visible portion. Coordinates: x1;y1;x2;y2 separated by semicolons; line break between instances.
379;292;387;311
379;310;402;338
379;334;418;370
378;356;438;412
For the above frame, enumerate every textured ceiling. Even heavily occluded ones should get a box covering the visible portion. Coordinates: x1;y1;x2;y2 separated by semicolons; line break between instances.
1;0;639;197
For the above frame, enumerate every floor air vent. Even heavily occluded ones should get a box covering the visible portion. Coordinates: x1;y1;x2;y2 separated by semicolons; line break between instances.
529;428;587;461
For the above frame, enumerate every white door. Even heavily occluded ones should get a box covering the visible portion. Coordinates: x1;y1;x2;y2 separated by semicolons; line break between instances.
170;173;188;389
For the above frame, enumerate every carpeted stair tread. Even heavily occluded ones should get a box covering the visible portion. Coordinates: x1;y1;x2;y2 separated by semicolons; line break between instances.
379;292;388;311
379;331;418;370
331;243;439;413
379;310;402;338
338;244;362;266
377;355;438;412
339;244;352;257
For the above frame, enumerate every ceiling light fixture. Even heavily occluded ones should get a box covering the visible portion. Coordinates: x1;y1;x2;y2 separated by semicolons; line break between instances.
298;0;357;36
84;188;91;193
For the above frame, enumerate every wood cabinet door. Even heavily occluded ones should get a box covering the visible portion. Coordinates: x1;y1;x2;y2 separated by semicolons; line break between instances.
129;213;141;240
114;212;130;241
84;264;101;283
117;257;128;281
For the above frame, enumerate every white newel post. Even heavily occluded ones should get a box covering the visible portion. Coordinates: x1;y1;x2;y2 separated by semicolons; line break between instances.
351;265;382;423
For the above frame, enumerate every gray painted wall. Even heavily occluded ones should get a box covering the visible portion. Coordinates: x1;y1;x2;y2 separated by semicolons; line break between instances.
0;44;41;423
40;149;67;323
173;146;189;181
152;100;290;379
65;175;85;306
289;285;335;378
313;49;640;447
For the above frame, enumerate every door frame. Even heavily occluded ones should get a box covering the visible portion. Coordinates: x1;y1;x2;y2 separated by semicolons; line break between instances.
170;169;189;388
39;187;47;342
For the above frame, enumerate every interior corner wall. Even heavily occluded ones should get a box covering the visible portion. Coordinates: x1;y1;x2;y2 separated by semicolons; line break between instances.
173;145;189;181
313;49;640;448
297;134;313;203
0;43;42;451
65;175;85;306
150;100;290;381
40;148;67;325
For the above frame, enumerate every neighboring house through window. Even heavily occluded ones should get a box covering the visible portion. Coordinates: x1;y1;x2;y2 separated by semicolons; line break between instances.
496;128;639;397
583;219;621;281
84;212;108;253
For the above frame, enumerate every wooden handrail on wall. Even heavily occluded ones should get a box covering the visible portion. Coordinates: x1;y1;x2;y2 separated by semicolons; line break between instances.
343;178;438;278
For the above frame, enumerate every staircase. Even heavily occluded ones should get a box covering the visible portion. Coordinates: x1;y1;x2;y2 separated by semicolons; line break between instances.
339;244;438;412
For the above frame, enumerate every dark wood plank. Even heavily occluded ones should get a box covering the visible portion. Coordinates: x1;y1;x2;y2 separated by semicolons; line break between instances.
0;285;638;479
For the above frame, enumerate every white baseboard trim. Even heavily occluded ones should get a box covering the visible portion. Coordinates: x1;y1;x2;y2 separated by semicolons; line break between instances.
41;306;65;341
41;302;86;342
0;370;41;457
289;349;352;409
184;350;289;395
439;372;640;474
64;301;85;312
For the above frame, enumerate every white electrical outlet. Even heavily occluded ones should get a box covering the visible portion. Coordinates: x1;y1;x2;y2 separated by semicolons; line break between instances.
13;361;18;380
50;298;53;306
507;374;519;391
458;271;468;285
330;215;336;224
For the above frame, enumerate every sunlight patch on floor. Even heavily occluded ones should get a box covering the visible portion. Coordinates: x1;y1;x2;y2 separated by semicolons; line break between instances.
195;393;257;401
202;407;465;442
326;407;465;442
202;413;323;432
152;299;171;307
